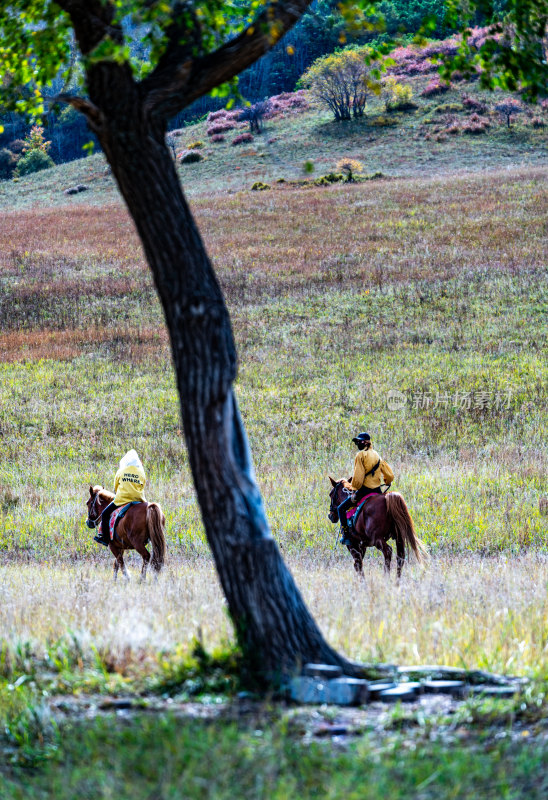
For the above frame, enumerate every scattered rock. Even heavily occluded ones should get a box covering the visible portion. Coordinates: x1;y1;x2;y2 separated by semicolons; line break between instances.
287;665;523;707
325;677;369;706
98;698;134;710
470;685;520;698
64;184;89;195
304;663;343;680
289;676;327;704
422;680;467;697
368;681;398;699
378;684;420;702
313;724;349;737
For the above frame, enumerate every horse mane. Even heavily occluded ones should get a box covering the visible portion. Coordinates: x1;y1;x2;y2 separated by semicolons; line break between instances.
93;485;114;502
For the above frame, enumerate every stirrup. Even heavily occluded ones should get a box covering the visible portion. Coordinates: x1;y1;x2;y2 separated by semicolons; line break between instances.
339;527;352;545
94;534;109;547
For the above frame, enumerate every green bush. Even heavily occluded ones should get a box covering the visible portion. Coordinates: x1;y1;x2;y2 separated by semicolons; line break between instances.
362;171;385;180
15;149;54;176
384;77;417;112
317;172;345;184
369;115;399;127
434;103;464;114
251;181;270;191
0;147;17;179
179;150;204;163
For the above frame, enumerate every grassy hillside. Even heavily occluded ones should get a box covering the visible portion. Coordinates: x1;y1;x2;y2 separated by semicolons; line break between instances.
1;77;546;211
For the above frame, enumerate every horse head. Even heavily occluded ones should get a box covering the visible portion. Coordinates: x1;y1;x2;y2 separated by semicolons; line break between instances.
327;475;349;523
86;485;110;529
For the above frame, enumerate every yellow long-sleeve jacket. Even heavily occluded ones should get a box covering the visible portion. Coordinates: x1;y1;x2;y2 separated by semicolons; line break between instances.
350;448;394;491
113;464;147;505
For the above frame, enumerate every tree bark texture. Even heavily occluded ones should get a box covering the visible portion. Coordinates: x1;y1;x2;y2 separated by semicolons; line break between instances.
79;57;362;682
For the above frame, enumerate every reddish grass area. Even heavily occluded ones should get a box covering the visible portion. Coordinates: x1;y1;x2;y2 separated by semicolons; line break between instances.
0;325;168;362
0;205;144;267
1;167;545;287
0;164;545;363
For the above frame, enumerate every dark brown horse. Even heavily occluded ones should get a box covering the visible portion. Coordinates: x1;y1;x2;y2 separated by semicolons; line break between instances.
328;477;427;578
86;485;166;580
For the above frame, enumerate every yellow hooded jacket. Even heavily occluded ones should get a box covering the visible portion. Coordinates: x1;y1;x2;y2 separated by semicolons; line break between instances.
350;448;394;491
113;464;147;506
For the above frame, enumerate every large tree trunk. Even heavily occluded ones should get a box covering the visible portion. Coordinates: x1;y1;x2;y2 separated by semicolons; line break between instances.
90;73;362;683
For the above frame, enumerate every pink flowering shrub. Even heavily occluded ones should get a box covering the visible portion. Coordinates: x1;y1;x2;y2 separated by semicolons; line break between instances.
462;94;487;113
231;132;254;146
207;121;238;136
387;27;501;79
421;78;450;97
264;90;309;118
462;113;490;134
210;133;225;142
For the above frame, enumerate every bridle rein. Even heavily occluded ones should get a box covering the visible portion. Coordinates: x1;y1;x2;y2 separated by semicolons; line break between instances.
328;481;349;522
87;491;104;529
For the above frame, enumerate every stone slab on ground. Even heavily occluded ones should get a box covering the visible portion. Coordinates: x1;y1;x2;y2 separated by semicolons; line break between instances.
289;676;327;704
470;685;520;698
378;683;421;703
287;664;524;707
368;681;398;699
304;663;343;680
422;680;467;697
325;677;369;706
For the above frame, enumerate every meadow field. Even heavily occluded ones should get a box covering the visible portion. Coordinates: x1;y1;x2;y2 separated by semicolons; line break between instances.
0;105;547;792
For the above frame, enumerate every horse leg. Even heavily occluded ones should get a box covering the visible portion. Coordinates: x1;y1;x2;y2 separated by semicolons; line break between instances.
110;543;121;581
375;539;392;574
116;552;129;581
347;543;364;578
396;533;405;579
133;542;151;582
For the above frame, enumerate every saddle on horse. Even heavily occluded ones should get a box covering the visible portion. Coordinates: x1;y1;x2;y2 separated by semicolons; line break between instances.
340;487;383;544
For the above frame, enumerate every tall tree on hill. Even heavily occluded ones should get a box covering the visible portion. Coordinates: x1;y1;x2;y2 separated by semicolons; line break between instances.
0;0;546;685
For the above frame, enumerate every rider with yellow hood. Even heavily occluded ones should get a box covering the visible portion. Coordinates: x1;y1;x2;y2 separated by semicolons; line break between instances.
93;449;147;546
338;432;394;545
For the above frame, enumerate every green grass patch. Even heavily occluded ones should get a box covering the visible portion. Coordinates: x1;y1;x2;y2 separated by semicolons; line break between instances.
2;709;548;799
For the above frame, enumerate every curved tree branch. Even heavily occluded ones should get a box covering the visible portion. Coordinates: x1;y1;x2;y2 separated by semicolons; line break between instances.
142;0;313;120
50;93;106;132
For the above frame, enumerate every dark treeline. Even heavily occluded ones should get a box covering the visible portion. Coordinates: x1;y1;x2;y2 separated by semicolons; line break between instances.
0;0;502;165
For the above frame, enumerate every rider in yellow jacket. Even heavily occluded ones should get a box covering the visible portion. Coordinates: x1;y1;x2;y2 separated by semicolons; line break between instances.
94;450;147;546
338;432;394;544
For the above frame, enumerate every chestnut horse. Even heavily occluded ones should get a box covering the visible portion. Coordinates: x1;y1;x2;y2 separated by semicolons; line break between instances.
328;477;427;578
86;485;166;580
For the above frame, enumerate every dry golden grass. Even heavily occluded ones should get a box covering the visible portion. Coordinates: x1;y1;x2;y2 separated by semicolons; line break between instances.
1;553;546;676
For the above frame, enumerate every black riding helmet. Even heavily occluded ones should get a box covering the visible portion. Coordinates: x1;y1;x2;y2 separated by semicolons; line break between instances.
352;432;371;450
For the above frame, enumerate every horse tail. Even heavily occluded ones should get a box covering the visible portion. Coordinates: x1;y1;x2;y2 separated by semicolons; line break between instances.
386;492;428;563
147;503;166;572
